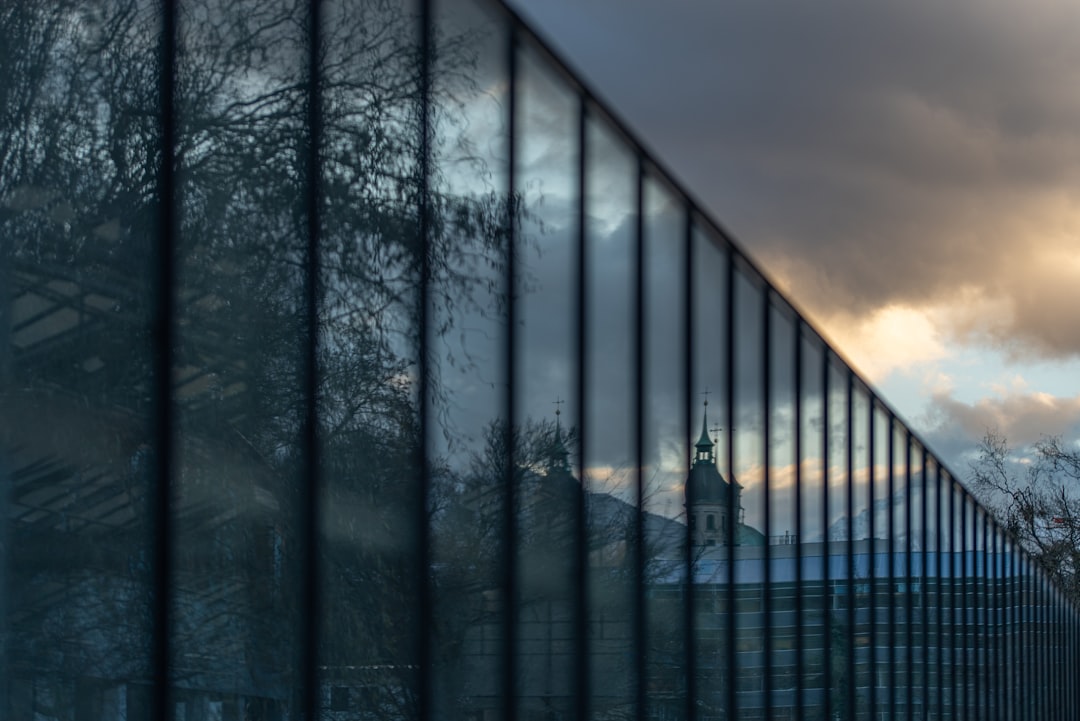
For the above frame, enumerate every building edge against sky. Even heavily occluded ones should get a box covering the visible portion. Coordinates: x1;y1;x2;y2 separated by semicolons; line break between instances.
1;0;1078;720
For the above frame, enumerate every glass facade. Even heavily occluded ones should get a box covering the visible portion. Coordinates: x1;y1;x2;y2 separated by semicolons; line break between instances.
1;1;1077;720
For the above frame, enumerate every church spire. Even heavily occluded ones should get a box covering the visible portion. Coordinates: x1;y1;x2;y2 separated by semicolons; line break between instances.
550;397;570;473
695;396;714;464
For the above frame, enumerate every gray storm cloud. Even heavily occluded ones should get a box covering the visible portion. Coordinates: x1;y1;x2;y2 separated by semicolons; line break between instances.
509;0;1080;360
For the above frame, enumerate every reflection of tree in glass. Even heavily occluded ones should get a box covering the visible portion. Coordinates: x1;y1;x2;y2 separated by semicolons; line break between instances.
2;0;523;718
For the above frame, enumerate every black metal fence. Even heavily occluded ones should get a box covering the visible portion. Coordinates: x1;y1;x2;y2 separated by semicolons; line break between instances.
1;1;1076;720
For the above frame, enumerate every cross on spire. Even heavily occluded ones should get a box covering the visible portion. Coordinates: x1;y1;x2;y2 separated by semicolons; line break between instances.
701;387;712;407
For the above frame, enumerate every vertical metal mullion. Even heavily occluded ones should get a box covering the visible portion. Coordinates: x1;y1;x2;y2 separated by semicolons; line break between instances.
867;400;876;721
573;94;589;721
1025;556;1032;721
1060;583;1067;719
1049;574;1054;719
1046;577;1051;721
682;207;699;721
963;483;972;721
1033;567;1040;721
845;371;855;721
988;517;994;719
632;156;646;721
999;524;1006;719
979;510;988;721
1025;554;1031;721
999;522;1005;719
724;245;736;721
1014;545;1021;721
302;0;325;719
1056;582;1062;721
1010;546;1019;721
1031;559;1037;721
887;415;895;721
1009;545;1016;721
992;521;1001;719
501;26;520;721
935;465;944;721
152;1;178;719
1058;584;1063;720
994;527;1000;719
1041;578;1049;721
761;286;772;721
793;319;804;720
1059;581;1066;719
983;515;991;719
1008;533;1015;721
1006;542;1012;721
1057;584;1062;720
904;432;912;721
972;501;979;720
919;446;928;721
1066;585;1072;718
1051;578;1057;720
1019;550;1026;721
822;349;832;721
947;475;956;721
961;490;969;721
1036;570;1043;720
1002;528;1010;721
1040;567;1046;719
1035;561;1041;721
1038;570;1044;721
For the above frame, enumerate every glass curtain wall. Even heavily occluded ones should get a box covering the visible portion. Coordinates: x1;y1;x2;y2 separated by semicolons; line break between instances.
2;1;1079;720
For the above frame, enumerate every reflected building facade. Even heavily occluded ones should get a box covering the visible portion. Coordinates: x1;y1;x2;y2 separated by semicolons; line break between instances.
2;0;1078;720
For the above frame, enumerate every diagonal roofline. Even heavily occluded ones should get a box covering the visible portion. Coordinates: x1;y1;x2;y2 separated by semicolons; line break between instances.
492;0;981;509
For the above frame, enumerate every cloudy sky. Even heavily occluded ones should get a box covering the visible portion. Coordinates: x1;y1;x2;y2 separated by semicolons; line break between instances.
505;0;1080;476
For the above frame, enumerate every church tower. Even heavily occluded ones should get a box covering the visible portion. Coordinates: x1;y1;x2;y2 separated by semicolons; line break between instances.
684;400;743;547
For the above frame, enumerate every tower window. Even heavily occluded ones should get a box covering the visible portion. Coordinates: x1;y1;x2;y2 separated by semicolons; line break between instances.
706;514;715;531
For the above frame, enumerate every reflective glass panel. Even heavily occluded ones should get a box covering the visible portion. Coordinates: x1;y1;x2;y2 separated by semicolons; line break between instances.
426;2;509;719
798;332;825;709
1;3;159;717
583;112;637;721
511;40;580;721
732;260;765;717
174;1;307;716
767;299;798;709
689;221;730;717
642;176;689;721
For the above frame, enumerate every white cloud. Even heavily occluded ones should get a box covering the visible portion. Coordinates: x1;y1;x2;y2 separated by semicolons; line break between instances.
923;383;1080;463
812;303;949;383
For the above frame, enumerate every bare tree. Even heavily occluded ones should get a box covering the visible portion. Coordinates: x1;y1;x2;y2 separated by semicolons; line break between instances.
969;430;1080;600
